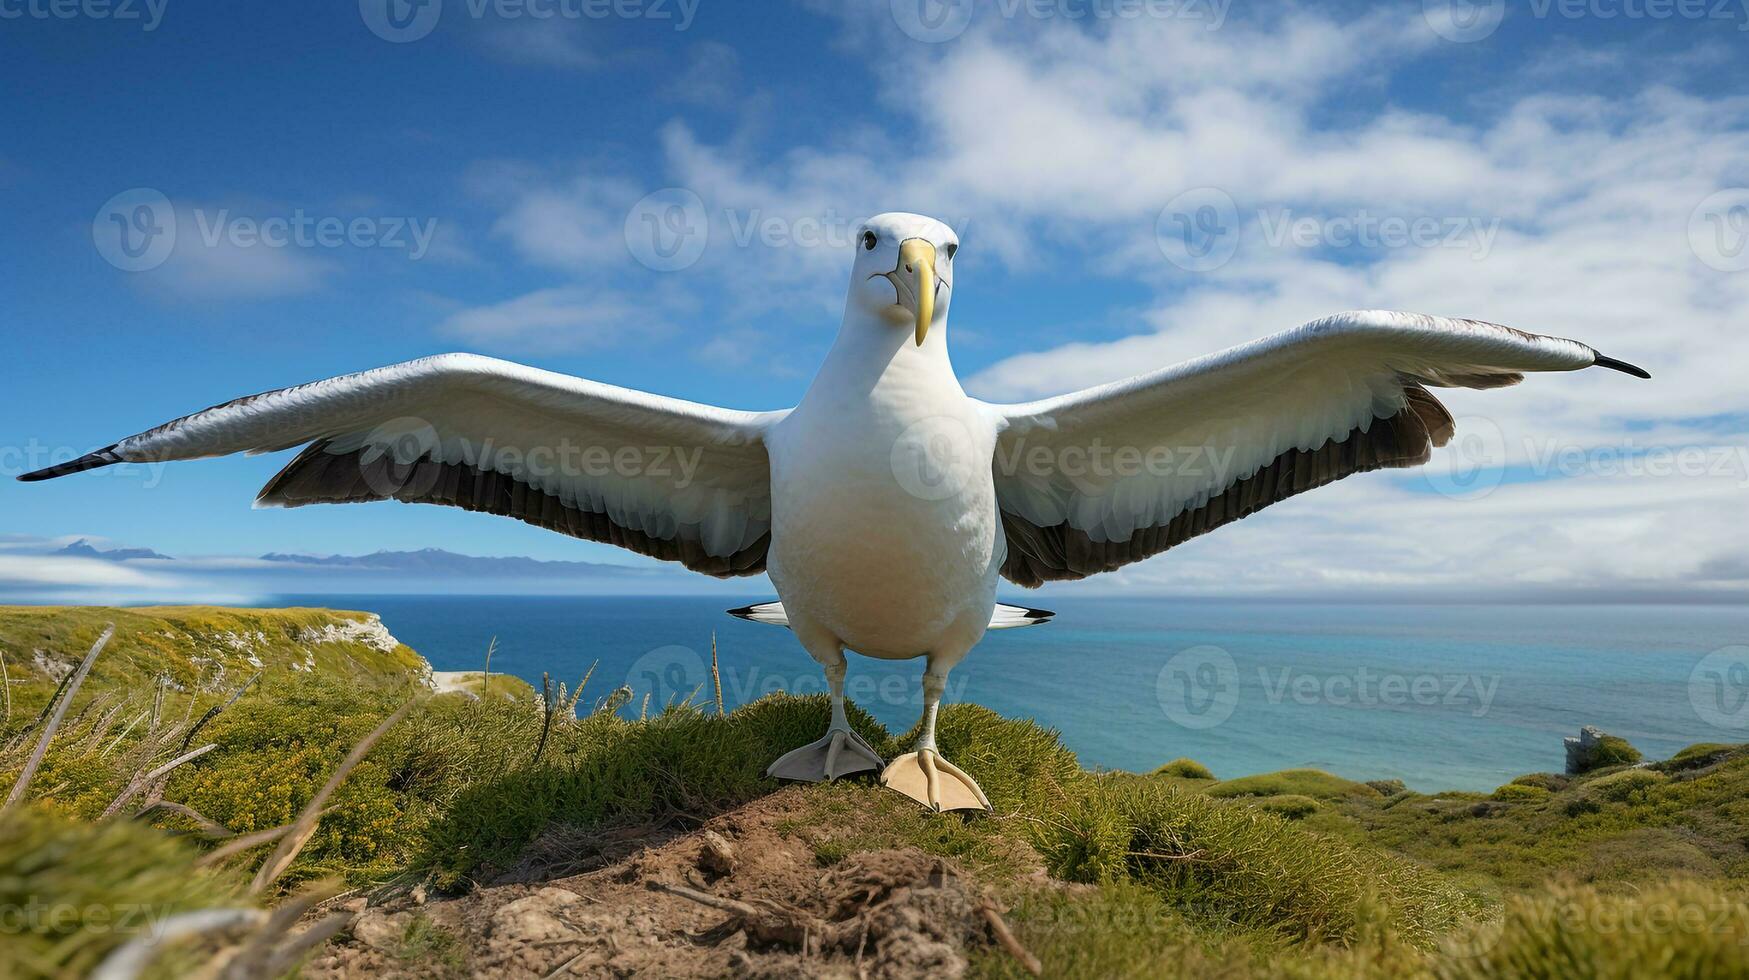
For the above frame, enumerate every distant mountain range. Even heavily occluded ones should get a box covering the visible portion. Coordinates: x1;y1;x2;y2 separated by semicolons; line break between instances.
55;539;175;562
257;547;665;578
21;540;737;598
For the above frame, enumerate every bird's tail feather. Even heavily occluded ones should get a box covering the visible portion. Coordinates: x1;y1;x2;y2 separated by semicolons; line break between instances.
726;601;1053;631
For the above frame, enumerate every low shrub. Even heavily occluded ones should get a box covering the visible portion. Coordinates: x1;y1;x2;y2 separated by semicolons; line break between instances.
1663;743;1735;771
1252;794;1322;819
1038;780;1468;947
1207;769;1380;801
1435;881;1749;978
1490;784;1550;803
1507;772;1569;793
1154;758;1216;780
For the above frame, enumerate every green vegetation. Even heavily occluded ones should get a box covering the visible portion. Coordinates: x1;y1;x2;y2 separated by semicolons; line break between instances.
1204;768;1382;801
0;806;245;977
3;606;1747;978
1154;757;1215;780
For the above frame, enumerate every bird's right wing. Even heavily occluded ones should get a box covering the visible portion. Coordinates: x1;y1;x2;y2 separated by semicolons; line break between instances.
21;353;785;577
980;310;1649;587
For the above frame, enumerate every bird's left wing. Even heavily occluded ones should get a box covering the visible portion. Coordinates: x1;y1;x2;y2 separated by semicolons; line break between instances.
21;353;785;577
979;310;1649;587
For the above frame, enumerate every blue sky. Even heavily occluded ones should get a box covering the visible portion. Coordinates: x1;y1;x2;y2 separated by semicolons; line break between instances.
2;0;1747;600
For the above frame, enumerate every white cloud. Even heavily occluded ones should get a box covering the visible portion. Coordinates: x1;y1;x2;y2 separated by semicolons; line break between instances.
478;19;600;69
438;286;650;350
488;172;644;271
663;41;742;106
123;203;333;301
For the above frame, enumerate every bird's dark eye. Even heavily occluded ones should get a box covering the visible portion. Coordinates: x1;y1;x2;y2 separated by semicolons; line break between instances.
944;242;957;259
862;231;877;251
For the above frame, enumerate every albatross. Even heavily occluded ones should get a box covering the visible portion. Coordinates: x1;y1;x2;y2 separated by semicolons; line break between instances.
21;212;1649;812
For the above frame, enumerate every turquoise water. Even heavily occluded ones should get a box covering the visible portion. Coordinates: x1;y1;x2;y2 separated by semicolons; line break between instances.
267;595;1748;792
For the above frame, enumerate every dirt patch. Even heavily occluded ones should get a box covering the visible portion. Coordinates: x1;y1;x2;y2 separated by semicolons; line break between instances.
302;787;1028;978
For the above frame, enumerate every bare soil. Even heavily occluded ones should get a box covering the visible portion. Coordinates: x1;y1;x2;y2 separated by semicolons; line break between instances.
302;787;1034;979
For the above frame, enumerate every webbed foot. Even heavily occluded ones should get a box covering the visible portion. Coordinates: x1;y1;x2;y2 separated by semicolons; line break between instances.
766;727;884;782
880;749;990;812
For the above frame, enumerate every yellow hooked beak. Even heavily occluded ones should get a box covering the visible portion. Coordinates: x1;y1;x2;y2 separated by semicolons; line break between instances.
897;238;936;346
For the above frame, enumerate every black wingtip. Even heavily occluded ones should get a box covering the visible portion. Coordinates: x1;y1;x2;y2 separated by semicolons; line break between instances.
1019;605;1055;622
16;446;124;482
726;604;757;620
1592;353;1651;380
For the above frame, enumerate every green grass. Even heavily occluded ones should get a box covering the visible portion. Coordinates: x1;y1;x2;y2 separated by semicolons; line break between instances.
0;805;249;978
430;671;535;702
1665;742;1735;770
1205;769;1383;802
0;606;427;715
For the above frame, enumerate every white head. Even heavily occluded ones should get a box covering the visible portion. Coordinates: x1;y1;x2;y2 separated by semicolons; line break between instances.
844;212;959;347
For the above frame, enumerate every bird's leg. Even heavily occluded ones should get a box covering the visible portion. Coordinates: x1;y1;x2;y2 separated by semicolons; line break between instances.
880;667;990;813
766;646;883;783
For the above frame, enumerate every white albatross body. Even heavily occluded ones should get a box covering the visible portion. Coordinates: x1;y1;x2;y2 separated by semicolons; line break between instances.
20;211;1650;811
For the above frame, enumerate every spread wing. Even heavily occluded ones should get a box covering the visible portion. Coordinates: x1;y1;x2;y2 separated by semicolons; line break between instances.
980;310;1650;587
21;353;785;577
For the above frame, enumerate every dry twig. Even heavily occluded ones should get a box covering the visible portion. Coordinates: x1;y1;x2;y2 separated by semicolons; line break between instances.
980;902;1043;976
102;743;217;818
3;625;113;812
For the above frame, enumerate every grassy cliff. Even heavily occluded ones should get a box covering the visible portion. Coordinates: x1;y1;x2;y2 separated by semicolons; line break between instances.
1;606;1745;978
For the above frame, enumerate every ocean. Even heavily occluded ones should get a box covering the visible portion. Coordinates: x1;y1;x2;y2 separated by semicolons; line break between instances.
265;595;1749;792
